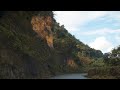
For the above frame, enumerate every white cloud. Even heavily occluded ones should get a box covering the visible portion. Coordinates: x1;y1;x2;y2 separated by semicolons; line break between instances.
81;28;120;35
108;11;120;20
115;35;120;40
54;11;120;33
115;35;120;43
107;46;114;53
89;36;113;53
54;11;107;32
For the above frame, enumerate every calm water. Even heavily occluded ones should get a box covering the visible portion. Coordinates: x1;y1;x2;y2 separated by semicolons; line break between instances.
50;73;89;79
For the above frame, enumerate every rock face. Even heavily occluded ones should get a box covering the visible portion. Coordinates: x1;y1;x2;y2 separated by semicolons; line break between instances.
0;11;54;79
31;16;54;48
67;58;78;68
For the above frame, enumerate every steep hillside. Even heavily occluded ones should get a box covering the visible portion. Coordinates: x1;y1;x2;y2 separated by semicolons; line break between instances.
53;22;103;65
0;11;103;79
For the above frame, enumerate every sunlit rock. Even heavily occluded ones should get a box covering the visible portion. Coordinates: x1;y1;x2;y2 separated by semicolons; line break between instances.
31;16;54;48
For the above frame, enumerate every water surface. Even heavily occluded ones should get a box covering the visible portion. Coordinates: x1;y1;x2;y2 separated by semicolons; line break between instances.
50;73;89;79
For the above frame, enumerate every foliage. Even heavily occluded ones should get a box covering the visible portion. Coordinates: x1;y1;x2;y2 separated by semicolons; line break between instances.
90;58;105;67
88;66;120;79
103;45;120;66
0;11;104;78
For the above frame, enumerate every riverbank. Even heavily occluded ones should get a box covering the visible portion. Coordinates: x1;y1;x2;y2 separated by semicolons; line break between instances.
87;66;120;79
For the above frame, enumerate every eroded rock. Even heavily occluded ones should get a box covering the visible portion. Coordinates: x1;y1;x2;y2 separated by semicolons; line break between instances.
31;16;54;48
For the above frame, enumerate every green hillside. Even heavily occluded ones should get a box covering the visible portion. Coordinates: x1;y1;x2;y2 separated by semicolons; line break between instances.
0;11;103;79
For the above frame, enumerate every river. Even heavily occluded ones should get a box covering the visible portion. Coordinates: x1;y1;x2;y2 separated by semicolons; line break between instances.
50;73;89;79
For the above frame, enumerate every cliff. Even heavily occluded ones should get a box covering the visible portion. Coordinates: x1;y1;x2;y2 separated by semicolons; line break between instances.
0;11;103;79
31;15;54;48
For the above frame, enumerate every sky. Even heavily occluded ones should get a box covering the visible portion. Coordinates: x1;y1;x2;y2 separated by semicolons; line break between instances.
54;11;120;53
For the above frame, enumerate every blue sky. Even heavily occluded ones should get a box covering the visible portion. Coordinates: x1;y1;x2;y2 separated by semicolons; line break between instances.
54;11;120;53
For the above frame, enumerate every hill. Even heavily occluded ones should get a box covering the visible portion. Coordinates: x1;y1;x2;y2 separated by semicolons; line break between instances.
0;11;103;79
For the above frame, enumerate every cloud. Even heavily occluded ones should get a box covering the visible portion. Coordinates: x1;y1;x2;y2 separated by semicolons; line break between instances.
89;36;113;53
115;35;120;40
107;46;114;53
54;11;108;32
54;11;120;33
115;35;120;43
81;28;120;35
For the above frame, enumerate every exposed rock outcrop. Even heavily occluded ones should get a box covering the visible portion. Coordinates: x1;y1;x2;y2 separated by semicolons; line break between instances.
31;16;54;48
67;58;78;68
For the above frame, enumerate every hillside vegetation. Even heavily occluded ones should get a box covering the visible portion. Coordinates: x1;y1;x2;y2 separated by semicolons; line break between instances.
87;45;120;79
0;11;103;79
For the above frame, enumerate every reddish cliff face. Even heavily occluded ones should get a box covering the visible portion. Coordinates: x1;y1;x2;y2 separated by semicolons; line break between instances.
31;16;54;48
67;58;78;68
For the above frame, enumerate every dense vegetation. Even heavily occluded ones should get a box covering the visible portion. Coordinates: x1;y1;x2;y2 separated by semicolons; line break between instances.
0;11;104;79
87;45;120;79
